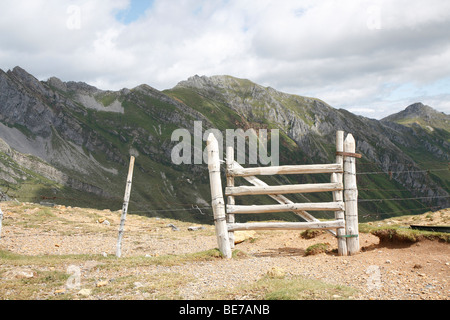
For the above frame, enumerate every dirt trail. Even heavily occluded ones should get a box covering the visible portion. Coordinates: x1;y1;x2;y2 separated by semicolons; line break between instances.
0;202;449;300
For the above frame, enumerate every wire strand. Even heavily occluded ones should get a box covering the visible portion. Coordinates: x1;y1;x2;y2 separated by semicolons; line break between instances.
357;168;448;175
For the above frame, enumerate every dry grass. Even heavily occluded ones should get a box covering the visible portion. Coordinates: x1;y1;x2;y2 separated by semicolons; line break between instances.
210;272;356;300
1;202;449;300
0;249;224;300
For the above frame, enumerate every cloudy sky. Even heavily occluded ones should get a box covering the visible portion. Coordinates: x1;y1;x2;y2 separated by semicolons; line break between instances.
1;0;449;119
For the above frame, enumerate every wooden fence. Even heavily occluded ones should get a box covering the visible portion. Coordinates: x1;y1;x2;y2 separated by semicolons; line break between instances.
207;130;360;259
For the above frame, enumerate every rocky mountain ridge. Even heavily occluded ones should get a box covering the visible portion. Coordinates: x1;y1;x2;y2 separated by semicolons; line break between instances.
169;75;449;211
0;66;448;222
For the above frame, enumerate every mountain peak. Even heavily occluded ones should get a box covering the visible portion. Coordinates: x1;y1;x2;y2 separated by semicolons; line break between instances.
6;66;49;95
382;102;449;131
385;102;445;119
404;102;436;116
8;66;37;83
10;66;34;77
65;81;101;95
175;74;256;91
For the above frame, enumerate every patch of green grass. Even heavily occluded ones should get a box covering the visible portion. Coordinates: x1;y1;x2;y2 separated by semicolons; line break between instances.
262;276;355;300
132;248;225;266
93;271;192;300
305;243;330;256
300;229;324;239
214;274;356;300
0;268;72;300
96;92;118;107
0;250;105;266
359;223;450;243
165;87;241;129
12;207;56;229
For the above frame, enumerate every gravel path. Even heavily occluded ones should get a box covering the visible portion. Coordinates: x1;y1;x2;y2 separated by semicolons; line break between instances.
170;232;450;300
0;202;449;300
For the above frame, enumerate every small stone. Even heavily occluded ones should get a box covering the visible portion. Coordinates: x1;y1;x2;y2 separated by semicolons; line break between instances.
10;269;35;279
98;218;110;225
96;280;109;287
167;223;179;231
413;264;423;269
188;226;205;231
385;260;391;264
78;289;92;296
266;267;286;278
55;288;66;295
234;231;256;244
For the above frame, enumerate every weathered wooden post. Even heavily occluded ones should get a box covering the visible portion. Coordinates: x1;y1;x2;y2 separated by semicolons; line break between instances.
343;134;359;255
226;146;235;249
207;133;232;259
116;156;135;258
0;207;3;240
333;131;347;256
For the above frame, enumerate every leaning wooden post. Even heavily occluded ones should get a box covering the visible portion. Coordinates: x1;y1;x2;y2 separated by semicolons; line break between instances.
333;131;347;256
116;156;135;258
207;133;232;259
343;134;359;255
226;146;235;249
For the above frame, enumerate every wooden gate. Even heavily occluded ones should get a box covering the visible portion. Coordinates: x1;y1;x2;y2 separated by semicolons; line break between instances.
207;130;360;258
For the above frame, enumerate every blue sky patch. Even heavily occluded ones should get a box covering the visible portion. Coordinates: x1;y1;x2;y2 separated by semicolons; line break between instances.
115;0;154;24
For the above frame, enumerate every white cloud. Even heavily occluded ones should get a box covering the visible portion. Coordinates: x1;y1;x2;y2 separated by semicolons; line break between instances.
0;0;449;119
347;107;376;115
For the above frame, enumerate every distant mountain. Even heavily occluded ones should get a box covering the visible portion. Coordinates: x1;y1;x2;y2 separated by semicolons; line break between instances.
382;102;450;132
0;67;448;222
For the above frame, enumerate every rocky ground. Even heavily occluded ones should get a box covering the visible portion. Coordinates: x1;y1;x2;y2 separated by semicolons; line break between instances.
0;202;449;300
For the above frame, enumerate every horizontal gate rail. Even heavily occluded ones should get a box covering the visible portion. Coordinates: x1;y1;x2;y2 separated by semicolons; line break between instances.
228;163;343;177
227;201;345;214
225;182;343;196
228;220;345;231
